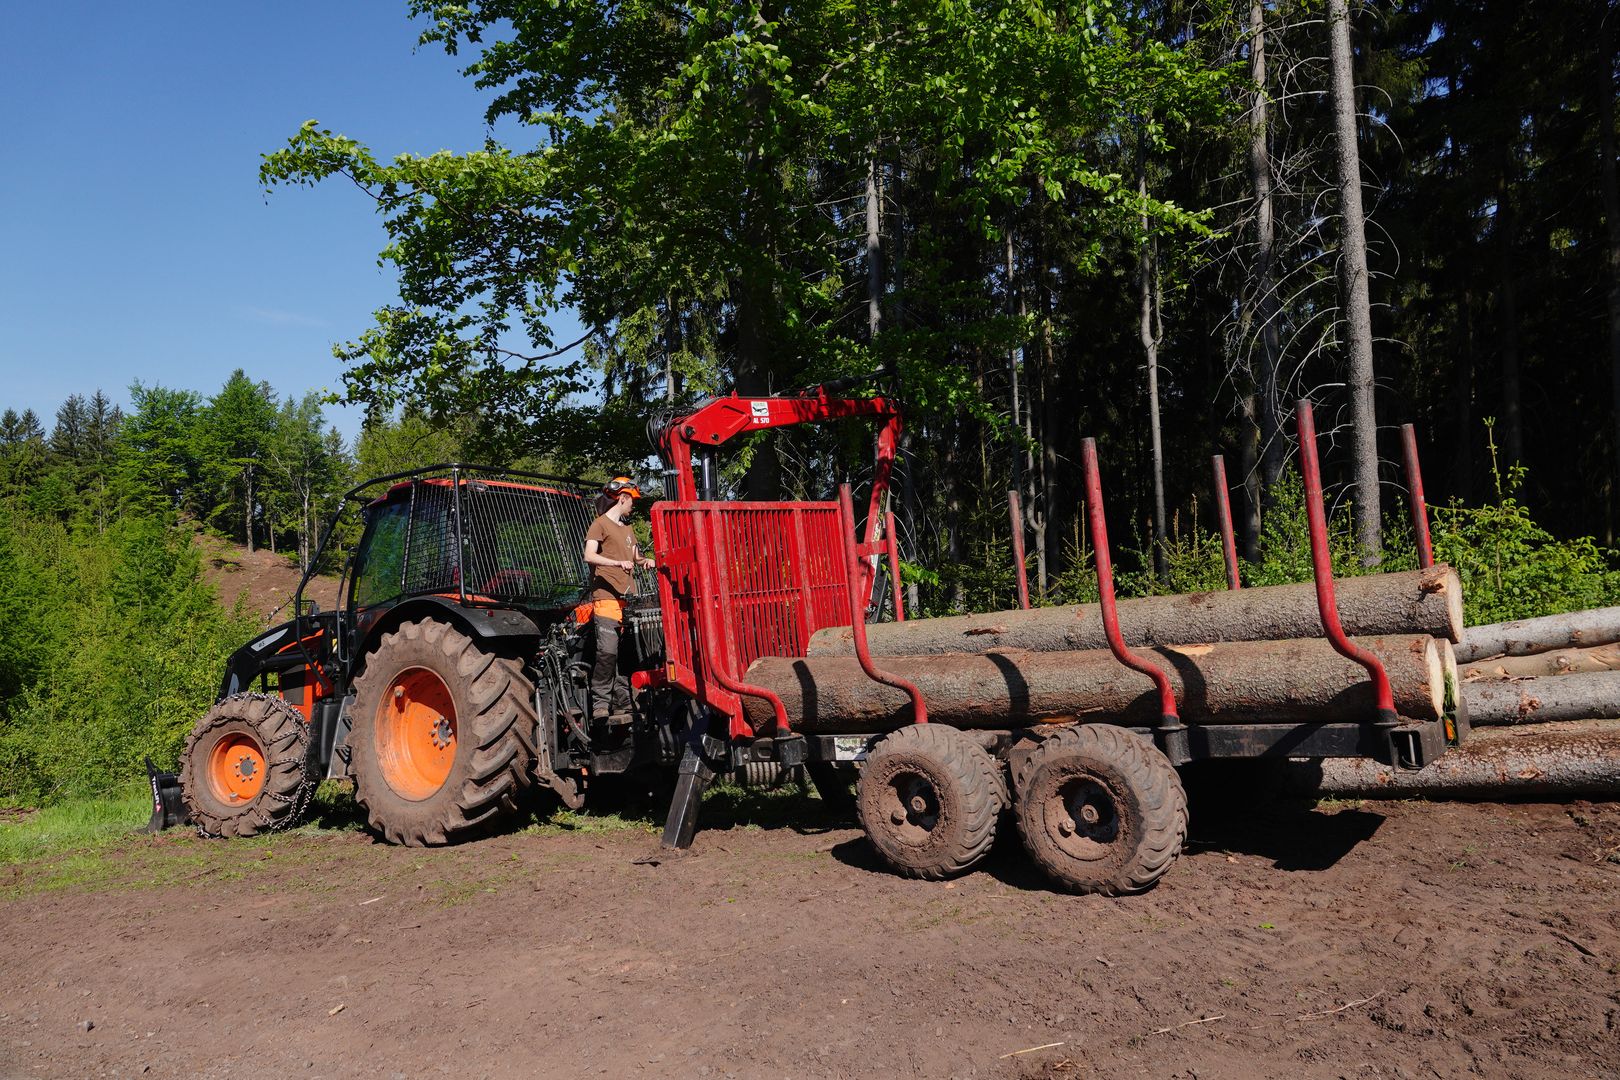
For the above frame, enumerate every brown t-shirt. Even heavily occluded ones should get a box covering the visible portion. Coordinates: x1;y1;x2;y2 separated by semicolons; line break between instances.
586;514;637;599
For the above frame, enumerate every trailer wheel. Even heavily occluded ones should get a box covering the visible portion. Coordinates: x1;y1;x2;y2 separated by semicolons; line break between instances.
1016;725;1187;895
348;619;536;846
856;725;1007;880
180;694;315;837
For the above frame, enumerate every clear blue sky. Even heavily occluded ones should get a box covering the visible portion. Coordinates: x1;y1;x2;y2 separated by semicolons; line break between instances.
0;2;579;442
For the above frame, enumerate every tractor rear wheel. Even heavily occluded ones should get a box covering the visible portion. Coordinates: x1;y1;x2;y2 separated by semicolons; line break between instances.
348;619;536;846
1015;724;1187;896
856;724;1007;880
180;694;316;837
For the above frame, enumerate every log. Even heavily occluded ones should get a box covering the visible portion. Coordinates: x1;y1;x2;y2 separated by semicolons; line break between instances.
1461;673;1620;726
1454;604;1620;662
1277;720;1620;798
741;635;1444;733
1461;642;1620;680
806;566;1463;658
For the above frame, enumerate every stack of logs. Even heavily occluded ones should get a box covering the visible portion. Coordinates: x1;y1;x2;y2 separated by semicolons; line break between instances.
1304;604;1620;797
736;565;1620;798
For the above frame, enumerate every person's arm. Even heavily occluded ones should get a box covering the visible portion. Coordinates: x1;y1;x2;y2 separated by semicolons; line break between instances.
583;536;634;572
630;536;655;570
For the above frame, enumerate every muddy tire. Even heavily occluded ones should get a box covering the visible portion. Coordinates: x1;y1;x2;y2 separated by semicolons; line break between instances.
1015;724;1187;896
180;694;316;838
348;619;536;846
856;724;1008;880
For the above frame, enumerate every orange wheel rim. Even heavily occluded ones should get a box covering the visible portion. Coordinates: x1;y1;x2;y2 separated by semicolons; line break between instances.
376;667;457;800
207;733;267;806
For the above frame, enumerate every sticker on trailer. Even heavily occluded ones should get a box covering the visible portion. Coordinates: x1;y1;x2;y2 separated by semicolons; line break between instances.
832;736;872;761
750;401;770;424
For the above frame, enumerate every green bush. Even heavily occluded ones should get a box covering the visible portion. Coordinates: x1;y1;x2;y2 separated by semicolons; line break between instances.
0;508;253;806
1430;430;1620;624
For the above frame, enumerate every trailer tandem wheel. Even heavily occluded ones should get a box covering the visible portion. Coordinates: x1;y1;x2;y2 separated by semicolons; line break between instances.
179;694;316;837
856;724;1008;880
1015;725;1188;895
348;618;537;846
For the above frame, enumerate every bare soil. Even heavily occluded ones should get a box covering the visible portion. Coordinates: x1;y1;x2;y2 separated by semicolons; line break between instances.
2;789;1617;1079
195;536;340;622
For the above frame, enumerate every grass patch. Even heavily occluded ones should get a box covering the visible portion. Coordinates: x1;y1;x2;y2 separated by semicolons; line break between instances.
0;782;152;864
524;808;660;836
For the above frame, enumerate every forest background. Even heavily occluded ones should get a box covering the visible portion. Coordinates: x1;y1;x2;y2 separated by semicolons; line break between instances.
4;0;1620;806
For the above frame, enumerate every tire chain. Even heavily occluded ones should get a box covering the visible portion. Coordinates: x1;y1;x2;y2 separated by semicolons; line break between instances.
190;692;318;838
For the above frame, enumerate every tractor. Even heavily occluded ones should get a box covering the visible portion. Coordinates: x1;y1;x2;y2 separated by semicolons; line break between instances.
158;380;1465;895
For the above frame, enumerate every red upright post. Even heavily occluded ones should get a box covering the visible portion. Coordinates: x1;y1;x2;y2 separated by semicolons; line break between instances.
1079;439;1183;758
839;485;928;725
1212;454;1241;590
1296;400;1398;728
1401;423;1434;569
1008;489;1031;609
884;511;907;622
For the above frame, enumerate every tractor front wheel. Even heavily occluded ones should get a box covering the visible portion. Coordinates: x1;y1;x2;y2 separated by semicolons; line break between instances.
348;619;536;846
1015;724;1187;895
180;694;316;837
856;724;1007;880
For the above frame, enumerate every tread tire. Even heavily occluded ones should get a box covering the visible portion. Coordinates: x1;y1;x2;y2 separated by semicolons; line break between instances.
1015;724;1187;896
180;694;315;838
856;724;1007;880
348;619;537;846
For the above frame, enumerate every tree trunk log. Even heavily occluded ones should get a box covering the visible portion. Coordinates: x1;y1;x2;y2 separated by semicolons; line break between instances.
807;567;1462;658
1461;643;1620;680
1327;0;1383;563
1276;720;1620;799
1455;605;1620;662
742;636;1443;733
1461;673;1620;726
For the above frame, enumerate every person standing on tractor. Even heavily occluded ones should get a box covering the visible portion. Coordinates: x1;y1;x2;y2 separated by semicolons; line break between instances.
582;477;654;721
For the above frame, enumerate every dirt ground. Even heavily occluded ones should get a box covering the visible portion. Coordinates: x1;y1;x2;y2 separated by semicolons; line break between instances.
196;536;340;622
2;787;1617;1080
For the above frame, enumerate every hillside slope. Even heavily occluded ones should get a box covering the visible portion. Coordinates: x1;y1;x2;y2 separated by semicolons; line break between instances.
195;536;341;622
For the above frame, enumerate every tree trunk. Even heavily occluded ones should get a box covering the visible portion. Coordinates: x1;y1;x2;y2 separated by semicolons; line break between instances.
1140;171;1168;583
807;565;1464;657
1455;605;1620;662
1460;643;1620;680
1327;0;1382;564
743;635;1444;733
1248;0;1286;506
866;154;882;341
1496;161;1524;469
1238;398;1263;563
244;464;255;553
1451;286;1477;505
301;488;313;572
1463;674;1620;726
1600;9;1620;536
1277;720;1620;798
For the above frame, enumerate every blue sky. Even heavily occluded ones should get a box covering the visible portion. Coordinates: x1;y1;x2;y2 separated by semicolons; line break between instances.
0;2;579;442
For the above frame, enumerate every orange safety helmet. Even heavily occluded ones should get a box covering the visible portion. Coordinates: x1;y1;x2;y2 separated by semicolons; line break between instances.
603;476;642;500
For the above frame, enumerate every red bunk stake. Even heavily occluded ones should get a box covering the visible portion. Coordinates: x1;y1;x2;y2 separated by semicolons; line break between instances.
1401;423;1434;570
1079;439;1186;762
884;510;907;622
1008;489;1031;610
1295;400;1399;730
839;485;928;725
1212;454;1242;590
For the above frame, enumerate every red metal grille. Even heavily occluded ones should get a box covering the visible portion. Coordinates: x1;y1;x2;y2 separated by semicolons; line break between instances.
653;502;856;729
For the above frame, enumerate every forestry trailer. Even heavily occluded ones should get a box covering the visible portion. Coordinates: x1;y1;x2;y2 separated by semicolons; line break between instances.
155;382;1468;894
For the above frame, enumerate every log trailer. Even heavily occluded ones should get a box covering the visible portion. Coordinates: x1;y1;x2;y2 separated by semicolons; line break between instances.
155;382;1468;894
